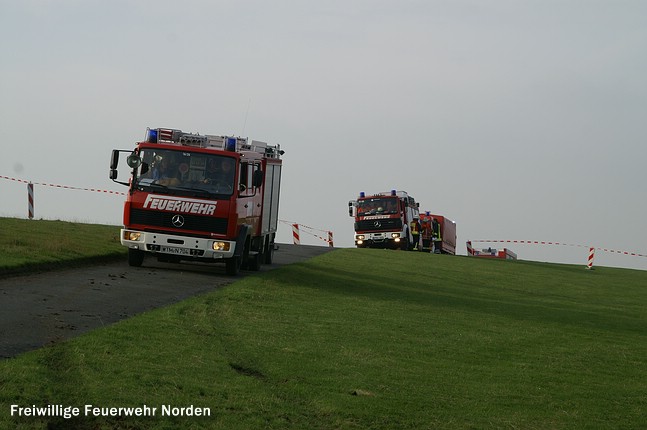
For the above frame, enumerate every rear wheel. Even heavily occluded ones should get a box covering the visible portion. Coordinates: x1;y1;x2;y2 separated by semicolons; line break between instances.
247;252;262;271
128;249;145;267
264;239;275;264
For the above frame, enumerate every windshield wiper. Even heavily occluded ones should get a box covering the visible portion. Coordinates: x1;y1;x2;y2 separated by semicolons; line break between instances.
138;182;169;192
137;181;219;198
174;187;215;198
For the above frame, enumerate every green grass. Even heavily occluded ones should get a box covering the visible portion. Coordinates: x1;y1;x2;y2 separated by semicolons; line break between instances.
0;217;125;274
2;236;647;429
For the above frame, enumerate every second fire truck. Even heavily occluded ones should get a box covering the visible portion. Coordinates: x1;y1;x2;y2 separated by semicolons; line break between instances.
348;190;420;250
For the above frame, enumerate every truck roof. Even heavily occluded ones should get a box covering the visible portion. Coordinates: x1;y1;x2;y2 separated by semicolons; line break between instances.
142;127;283;159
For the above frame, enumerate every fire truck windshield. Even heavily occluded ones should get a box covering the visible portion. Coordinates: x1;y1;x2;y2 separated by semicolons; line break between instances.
357;197;399;215
134;149;236;197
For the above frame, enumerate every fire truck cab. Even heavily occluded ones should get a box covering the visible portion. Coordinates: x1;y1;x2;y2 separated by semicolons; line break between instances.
110;127;283;275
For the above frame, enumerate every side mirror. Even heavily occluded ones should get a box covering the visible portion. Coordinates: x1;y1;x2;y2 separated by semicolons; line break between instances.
110;150;120;169
252;170;264;187
110;149;136;186
348;201;355;217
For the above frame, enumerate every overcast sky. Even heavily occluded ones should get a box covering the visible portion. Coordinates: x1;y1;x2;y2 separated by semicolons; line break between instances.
1;0;646;270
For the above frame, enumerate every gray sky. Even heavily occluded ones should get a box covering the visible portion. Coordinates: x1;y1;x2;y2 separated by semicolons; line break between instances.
2;0;646;270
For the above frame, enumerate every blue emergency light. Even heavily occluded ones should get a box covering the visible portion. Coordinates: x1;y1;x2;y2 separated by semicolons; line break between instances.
359;192;365;198
391;189;396;196
146;128;158;143
225;137;237;152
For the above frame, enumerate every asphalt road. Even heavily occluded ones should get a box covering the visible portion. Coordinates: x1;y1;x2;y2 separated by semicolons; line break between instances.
0;244;333;359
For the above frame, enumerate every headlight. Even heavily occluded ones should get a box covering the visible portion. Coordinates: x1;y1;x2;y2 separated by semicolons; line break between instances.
356;235;365;240
212;241;231;251
391;233;400;238
123;231;142;241
357;239;364;245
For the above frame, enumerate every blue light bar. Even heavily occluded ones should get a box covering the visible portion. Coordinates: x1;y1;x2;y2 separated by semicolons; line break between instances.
146;128;158;143
225;137;237;152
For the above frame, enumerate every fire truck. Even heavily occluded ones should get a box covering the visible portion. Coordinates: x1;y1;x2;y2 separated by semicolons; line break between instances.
348;190;420;250
419;212;457;254
109;127;283;275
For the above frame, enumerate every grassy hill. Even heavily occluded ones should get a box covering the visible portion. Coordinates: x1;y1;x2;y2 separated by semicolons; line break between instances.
1;219;647;429
0;217;125;275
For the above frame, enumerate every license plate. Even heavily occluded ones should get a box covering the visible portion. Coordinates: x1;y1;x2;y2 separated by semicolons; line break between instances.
160;246;191;255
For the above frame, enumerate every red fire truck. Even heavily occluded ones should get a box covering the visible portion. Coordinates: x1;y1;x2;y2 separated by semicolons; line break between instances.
419;212;457;254
348;190;420;250
109;127;283;275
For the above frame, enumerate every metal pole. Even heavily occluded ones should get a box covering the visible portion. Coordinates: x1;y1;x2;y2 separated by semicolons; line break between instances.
586;247;595;269
292;224;300;245
28;182;34;219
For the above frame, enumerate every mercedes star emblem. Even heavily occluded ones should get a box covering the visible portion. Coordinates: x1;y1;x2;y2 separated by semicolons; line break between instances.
171;214;185;228
374;221;381;228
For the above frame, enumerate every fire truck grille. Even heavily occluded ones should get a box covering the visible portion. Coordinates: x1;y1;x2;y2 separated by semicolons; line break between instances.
130;209;228;234
355;218;403;231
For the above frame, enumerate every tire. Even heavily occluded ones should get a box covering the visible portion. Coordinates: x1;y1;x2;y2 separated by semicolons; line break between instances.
247;252;261;271
264;240;275;264
128;249;145;267
225;256;242;275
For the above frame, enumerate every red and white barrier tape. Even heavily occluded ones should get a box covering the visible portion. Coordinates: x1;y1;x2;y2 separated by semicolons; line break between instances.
280;219;330;234
1;175;126;196
280;220;333;247
5;175;338;247
469;239;647;258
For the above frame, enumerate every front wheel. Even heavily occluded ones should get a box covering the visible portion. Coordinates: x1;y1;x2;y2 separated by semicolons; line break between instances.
225;256;242;275
128;249;145;267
